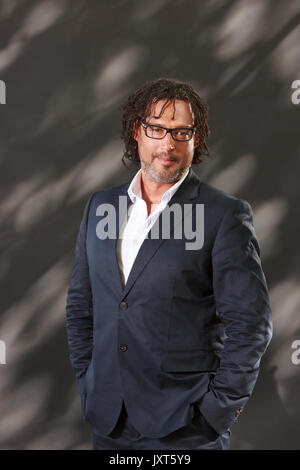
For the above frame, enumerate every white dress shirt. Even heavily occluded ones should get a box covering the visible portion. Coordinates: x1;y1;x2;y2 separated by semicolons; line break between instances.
116;167;190;286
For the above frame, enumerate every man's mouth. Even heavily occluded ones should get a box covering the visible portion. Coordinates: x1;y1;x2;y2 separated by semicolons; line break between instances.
156;156;177;166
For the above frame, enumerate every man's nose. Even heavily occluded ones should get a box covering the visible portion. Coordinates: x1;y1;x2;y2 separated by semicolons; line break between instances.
161;131;175;150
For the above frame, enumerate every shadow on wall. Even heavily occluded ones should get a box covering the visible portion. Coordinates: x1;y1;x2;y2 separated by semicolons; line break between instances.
0;0;300;449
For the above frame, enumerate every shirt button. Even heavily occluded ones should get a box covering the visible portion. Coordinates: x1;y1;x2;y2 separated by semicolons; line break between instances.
120;301;128;310
119;344;128;352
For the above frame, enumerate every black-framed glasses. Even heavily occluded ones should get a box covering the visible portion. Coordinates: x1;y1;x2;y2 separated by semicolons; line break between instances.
140;121;196;142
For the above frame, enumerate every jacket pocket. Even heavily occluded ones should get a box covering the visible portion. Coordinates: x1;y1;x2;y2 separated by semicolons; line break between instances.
161;349;221;373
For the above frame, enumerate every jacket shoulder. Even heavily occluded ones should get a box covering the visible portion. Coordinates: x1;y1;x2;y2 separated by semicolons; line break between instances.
199;181;252;215
89;181;130;204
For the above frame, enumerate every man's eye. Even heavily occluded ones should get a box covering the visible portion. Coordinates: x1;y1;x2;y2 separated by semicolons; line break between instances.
175;130;188;136
151;127;163;132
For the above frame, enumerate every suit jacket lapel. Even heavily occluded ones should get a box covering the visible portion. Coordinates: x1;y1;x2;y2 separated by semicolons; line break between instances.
106;184;131;295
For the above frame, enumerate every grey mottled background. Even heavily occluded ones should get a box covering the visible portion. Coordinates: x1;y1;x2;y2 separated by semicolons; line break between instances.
0;0;300;449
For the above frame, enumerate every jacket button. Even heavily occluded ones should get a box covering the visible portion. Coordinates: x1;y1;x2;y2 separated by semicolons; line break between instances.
119;344;128;352
120;301;128;310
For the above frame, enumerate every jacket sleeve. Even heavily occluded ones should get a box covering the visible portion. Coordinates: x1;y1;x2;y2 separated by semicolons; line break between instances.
65;193;94;395
197;198;273;434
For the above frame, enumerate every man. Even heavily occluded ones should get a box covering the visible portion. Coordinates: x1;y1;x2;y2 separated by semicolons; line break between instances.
66;77;273;450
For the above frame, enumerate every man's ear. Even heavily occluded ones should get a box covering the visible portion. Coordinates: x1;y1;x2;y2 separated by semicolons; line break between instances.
194;132;199;148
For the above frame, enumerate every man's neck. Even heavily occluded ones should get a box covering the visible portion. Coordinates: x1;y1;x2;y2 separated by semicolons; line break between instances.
139;172;176;217
140;172;175;205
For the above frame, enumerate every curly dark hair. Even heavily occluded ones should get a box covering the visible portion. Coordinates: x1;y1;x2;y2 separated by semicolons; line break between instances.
121;77;211;166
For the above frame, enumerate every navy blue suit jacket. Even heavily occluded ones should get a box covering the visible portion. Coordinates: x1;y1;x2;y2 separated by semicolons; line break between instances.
66;168;272;438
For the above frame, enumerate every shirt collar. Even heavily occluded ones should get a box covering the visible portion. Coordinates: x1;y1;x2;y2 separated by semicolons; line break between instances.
128;167;190;204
